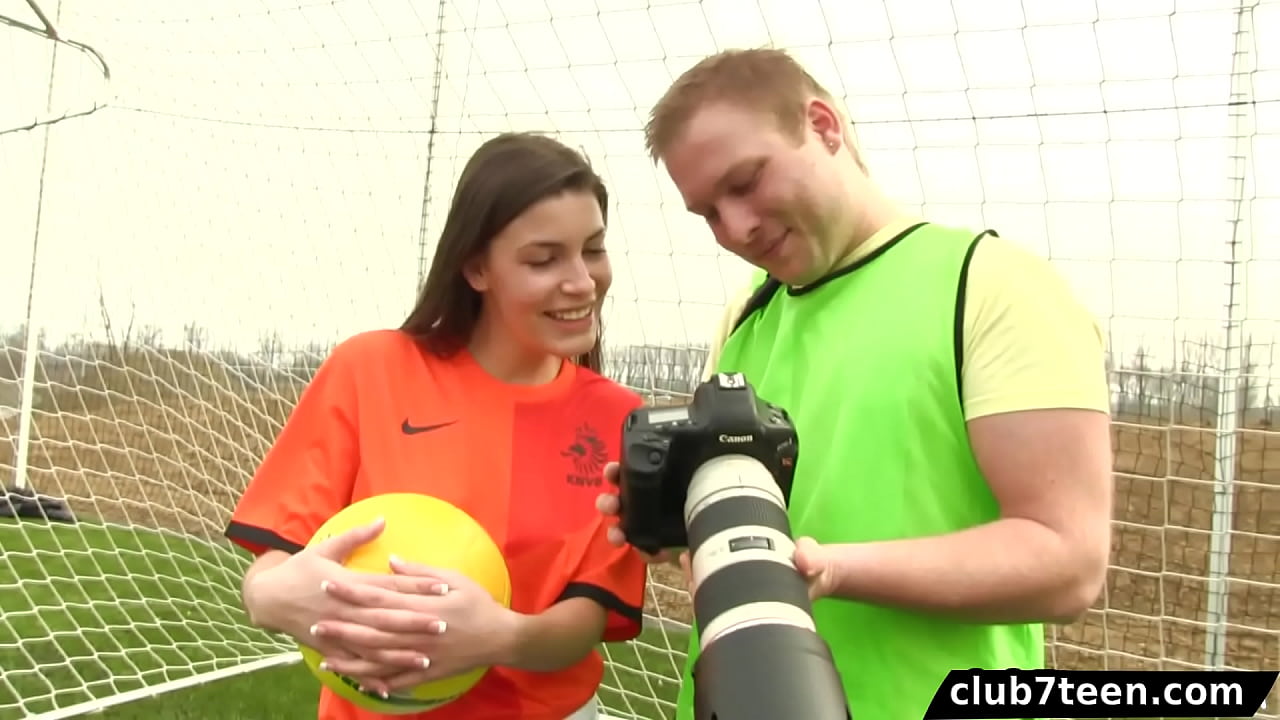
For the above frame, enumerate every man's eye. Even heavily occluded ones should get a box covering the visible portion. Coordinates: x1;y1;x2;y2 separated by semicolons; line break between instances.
731;174;759;195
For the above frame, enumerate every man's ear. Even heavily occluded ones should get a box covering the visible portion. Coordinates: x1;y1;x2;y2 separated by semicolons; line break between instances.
805;98;843;152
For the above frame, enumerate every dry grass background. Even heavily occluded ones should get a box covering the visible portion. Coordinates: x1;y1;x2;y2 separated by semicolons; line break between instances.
2;345;1279;706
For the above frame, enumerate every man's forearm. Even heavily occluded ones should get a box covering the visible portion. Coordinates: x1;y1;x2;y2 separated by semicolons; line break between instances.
497;598;606;673
826;518;1104;624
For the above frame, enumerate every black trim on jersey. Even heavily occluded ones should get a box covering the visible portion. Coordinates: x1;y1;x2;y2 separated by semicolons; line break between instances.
225;521;305;555
730;276;784;335
953;230;998;407
730;222;930;333
557;581;644;626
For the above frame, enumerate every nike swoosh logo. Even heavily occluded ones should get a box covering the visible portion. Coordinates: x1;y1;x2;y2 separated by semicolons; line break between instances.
401;419;456;435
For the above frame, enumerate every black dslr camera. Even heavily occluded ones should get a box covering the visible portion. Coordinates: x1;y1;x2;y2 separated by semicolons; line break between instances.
616;374;851;720
616;372;798;555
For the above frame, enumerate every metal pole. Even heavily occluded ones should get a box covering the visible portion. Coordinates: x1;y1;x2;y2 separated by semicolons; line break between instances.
1203;0;1256;671
414;0;449;291
12;0;63;493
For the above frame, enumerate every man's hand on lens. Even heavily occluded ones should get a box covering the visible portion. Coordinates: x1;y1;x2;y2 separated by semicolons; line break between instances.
792;536;836;602
679;535;834;601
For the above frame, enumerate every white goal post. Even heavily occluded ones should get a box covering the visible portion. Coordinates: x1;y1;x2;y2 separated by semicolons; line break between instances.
2;0;1278;719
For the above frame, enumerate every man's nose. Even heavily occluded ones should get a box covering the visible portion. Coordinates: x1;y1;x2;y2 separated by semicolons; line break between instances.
718;202;759;248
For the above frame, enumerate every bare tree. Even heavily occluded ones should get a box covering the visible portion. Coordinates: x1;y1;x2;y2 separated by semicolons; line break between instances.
257;331;284;365
97;282;136;366
182;322;208;351
136;324;163;347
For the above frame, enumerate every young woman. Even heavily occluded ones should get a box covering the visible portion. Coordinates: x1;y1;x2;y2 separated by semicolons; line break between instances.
223;132;648;720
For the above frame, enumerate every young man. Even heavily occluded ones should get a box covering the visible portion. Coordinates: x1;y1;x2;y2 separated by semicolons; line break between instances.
597;48;1114;719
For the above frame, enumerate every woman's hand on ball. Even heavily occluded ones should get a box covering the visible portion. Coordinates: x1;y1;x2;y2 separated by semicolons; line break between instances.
246;518;388;648
245;517;430;688
310;555;517;693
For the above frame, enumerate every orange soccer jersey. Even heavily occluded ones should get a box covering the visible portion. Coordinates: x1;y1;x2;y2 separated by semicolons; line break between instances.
224;329;648;720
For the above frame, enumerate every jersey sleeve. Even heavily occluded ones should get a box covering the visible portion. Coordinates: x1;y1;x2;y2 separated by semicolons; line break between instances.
960;235;1112;421
223;338;363;555
557;514;648;642
550;387;648;642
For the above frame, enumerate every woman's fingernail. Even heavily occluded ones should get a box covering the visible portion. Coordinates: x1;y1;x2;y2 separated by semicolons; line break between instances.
435;583;450;595
320;580;332;592
434;621;447;634
309;624;321;636
421;657;431;669
319;661;330;671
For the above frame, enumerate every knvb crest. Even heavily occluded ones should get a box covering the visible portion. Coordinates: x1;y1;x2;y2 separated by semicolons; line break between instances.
561;422;607;487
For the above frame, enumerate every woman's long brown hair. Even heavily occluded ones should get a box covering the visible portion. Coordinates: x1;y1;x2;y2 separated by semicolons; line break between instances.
401;132;608;373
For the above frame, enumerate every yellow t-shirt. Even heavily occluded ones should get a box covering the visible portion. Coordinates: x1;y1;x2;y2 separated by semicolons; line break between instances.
701;218;1111;420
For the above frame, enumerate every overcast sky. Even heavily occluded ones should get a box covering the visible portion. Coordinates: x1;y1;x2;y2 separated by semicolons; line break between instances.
2;0;1277;380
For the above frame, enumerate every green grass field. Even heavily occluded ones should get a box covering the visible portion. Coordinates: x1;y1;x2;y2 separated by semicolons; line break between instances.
60;626;685;720
0;519;684;720
0;519;1253;720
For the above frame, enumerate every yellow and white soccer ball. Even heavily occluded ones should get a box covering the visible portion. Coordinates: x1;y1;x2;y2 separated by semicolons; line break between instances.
298;492;512;715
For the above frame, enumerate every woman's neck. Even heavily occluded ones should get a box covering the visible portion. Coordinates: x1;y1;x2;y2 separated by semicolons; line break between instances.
467;315;563;386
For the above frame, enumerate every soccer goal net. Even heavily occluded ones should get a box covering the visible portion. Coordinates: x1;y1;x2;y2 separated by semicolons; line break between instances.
2;0;1278;719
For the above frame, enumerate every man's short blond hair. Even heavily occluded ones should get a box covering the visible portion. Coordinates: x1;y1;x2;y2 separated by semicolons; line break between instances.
643;47;843;162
